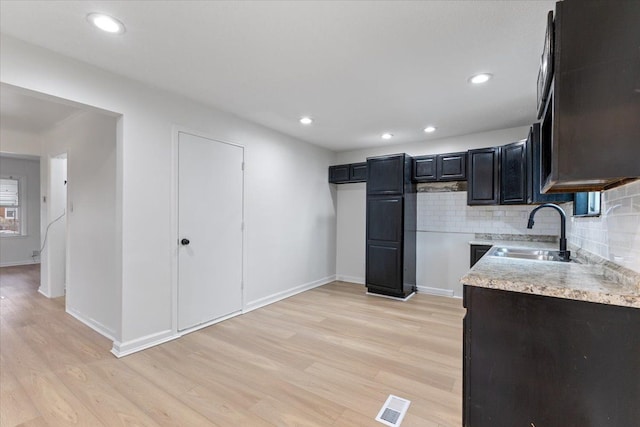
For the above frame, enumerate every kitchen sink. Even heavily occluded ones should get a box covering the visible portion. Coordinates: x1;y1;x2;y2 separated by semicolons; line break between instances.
487;246;573;262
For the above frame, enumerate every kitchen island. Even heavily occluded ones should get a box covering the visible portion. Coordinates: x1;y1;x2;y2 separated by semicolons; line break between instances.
461;242;640;427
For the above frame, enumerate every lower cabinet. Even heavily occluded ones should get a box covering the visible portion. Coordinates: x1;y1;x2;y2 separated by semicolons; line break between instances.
463;286;640;427
469;244;492;267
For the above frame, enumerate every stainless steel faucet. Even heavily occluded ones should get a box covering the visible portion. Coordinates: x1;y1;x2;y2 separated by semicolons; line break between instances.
527;203;571;262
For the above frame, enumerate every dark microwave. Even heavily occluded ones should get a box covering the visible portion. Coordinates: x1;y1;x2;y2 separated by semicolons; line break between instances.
536;11;554;119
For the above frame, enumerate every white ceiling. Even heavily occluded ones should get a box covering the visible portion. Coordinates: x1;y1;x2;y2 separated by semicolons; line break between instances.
0;87;83;134
0;0;555;151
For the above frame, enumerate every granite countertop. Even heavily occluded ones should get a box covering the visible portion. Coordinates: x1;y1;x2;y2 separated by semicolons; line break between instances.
462;240;640;309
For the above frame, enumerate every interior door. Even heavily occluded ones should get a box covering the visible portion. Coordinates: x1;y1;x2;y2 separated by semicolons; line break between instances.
178;132;243;331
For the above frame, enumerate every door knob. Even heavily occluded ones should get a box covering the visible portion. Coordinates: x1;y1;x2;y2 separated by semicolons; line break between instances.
181;238;190;246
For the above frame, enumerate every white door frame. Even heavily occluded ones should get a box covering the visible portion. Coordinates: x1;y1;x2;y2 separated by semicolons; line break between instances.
170;126;246;336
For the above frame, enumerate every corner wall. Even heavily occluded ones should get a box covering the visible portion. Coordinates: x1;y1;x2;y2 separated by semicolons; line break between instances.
40;111;119;338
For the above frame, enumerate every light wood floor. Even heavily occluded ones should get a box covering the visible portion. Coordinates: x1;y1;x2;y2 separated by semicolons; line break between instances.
0;265;465;426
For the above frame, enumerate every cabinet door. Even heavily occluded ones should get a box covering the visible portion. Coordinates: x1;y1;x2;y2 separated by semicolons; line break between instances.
467;147;500;205
500;141;527;204
366;243;402;292
367;197;403;242
438;152;467;181
412;155;437;181
349;162;367;182
329;165;349;183
527;124;573;203
470;244;492;267
464;286;640;427
367;155;405;195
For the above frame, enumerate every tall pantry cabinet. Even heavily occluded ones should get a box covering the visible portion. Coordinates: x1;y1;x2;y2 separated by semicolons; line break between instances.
365;154;416;298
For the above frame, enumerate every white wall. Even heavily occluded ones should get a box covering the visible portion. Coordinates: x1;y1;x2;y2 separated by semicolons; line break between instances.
44;155;67;298
0;155;40;266
0;128;42;157
335;182;366;283
1;35;337;355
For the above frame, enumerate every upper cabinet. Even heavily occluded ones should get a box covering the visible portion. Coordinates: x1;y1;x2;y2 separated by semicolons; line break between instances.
540;0;640;193
469;130;573;206
412;155;437;181
467;147;500;205
367;154;409;195
500;141;527;205
527;124;573;204
328;162;367;184
413;152;466;182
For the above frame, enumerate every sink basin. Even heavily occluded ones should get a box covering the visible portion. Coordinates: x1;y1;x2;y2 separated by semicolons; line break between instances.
487;246;571;262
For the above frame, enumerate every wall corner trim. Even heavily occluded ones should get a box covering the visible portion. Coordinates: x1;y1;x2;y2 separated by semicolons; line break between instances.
416;285;455;298
243;275;336;314
0;259;40;268
66;307;117;342
111;329;177;358
335;275;365;285
37;287;52;298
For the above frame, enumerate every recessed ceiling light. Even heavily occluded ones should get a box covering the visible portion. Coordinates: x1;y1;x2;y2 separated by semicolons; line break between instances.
87;13;126;34
381;133;393;140
469;73;492;84
299;117;313;125
424;126;437;133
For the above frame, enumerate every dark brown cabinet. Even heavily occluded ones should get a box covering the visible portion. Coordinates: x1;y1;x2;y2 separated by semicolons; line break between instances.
469;244;492;268
463;285;640;427
366;154;416;298
527;123;573;204
469;129;573;206
500;141;527;204
467;147;500;205
540;0;640;193
349;162;367;182
412;155;436;181
328;162;367;184
413;152;466;182
438;152;467;181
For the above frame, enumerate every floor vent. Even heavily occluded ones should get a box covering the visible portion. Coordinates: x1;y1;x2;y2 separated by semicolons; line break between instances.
375;394;411;426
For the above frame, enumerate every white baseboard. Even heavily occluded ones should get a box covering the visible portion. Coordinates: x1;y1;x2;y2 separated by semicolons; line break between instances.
66;307;116;342
177;310;242;336
37;287;51;298
416;285;455;298
244;274;336;313
335;275;365;285
366;291;415;302
0;259;39;268
111;329;177;358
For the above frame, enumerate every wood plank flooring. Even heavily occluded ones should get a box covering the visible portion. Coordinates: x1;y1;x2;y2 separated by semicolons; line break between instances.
1;265;465;426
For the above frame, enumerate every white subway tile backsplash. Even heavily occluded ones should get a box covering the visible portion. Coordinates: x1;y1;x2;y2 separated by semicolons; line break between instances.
567;180;640;273
417;192;563;236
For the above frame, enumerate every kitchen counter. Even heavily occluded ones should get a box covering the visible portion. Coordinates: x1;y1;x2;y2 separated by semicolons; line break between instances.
461;241;640;308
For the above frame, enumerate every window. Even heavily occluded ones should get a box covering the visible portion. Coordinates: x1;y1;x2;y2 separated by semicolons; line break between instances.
0;177;23;236
573;191;601;217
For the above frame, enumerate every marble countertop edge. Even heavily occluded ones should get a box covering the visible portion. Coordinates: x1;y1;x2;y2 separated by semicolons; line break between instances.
462;239;640;309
